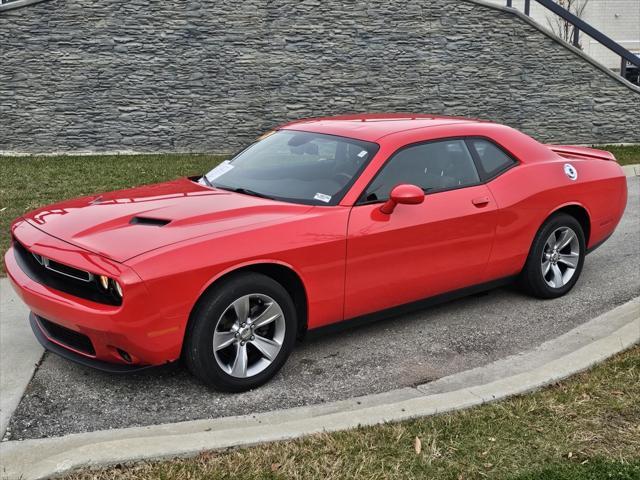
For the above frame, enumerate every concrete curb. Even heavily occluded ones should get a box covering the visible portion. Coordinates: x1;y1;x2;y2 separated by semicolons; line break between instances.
622;164;640;177
0;0;49;12
1;297;637;480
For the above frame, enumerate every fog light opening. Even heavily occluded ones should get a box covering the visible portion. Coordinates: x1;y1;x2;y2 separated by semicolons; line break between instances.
117;348;132;363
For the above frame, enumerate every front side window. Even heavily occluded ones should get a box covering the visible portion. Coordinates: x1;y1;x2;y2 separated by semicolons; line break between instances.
361;139;480;203
202;130;379;206
468;139;516;180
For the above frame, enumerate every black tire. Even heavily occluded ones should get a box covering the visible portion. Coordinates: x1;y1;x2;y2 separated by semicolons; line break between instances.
519;213;586;299
184;272;297;392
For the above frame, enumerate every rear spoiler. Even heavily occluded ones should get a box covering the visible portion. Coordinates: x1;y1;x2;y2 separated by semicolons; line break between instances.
546;145;616;161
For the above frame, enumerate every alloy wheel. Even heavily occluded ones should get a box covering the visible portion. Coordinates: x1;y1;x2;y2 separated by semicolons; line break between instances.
541;226;580;289
212;293;285;378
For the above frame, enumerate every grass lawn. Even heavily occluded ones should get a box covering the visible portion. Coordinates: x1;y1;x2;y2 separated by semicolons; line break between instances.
597;145;640;167
63;346;640;479
0;145;638;276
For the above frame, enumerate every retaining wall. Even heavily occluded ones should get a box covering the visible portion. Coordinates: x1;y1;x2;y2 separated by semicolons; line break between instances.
1;0;638;154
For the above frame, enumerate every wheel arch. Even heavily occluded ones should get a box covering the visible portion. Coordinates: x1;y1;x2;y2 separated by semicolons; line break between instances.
185;261;309;352
547;203;592;246
518;202;591;298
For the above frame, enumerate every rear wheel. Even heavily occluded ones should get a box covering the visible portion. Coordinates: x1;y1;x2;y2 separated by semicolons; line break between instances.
185;272;297;391
520;213;586;299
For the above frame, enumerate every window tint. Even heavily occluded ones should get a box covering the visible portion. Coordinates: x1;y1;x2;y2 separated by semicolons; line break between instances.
362;139;480;202
468;139;516;179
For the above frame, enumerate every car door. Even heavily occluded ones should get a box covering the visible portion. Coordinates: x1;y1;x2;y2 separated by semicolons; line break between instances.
343;138;497;319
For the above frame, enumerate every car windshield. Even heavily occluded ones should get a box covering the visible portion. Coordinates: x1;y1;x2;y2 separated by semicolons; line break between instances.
202;130;379;206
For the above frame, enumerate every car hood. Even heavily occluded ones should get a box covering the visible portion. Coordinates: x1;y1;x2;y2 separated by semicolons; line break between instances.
22;178;313;262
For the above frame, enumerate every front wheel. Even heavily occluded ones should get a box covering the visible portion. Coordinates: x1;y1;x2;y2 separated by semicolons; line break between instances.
519;213;586;299
185;272;297;392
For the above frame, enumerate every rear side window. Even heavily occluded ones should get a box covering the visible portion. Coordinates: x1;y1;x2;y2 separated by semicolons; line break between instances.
468;139;516;180
361;139;480;202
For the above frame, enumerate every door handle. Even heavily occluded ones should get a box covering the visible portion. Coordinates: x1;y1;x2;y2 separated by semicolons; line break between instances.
472;196;490;207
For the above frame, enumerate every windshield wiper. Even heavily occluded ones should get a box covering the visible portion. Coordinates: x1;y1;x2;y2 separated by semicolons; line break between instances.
216;186;276;200
201;174;213;187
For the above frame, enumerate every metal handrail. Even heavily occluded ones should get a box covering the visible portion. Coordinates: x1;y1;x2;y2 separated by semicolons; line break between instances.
506;0;640;77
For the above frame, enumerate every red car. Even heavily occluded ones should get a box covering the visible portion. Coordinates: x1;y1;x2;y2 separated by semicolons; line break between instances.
5;114;627;391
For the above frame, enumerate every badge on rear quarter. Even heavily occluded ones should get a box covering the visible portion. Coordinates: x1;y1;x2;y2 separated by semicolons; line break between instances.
564;163;578;181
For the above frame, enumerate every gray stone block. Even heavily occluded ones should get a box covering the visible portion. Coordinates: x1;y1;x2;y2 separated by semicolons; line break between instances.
0;0;638;154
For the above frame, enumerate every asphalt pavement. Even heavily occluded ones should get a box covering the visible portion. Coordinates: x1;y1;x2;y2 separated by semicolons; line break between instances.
5;176;639;441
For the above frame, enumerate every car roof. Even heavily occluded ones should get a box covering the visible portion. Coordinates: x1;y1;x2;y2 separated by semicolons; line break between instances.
278;113;489;142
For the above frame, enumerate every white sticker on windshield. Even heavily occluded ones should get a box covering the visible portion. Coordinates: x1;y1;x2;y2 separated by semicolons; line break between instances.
206;160;234;181
314;192;332;203
357;150;368;158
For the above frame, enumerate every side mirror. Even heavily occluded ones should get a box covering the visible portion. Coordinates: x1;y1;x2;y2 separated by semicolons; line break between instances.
379;184;424;214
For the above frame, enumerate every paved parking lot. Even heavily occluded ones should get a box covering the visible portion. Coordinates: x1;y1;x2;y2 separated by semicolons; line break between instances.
5;177;639;441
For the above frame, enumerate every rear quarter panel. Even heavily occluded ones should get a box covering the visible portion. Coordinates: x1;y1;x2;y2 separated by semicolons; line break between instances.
484;158;626;281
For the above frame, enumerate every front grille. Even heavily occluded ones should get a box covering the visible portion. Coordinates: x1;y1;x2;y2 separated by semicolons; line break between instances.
37;315;96;356
45;258;93;282
13;238;122;306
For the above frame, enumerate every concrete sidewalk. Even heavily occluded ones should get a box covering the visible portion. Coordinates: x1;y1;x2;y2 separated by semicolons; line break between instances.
0;278;42;440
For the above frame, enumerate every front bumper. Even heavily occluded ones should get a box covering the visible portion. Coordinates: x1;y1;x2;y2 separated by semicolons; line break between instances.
5;220;184;367
30;313;153;373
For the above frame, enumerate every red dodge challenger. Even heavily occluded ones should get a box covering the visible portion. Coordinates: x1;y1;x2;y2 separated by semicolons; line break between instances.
5;114;628;391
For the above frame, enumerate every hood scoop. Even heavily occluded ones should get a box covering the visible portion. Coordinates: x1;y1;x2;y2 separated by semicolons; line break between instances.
129;216;171;227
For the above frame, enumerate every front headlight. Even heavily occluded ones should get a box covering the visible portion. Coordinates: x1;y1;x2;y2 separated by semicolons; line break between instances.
114;280;123;298
99;275;110;290
98;275;123;299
